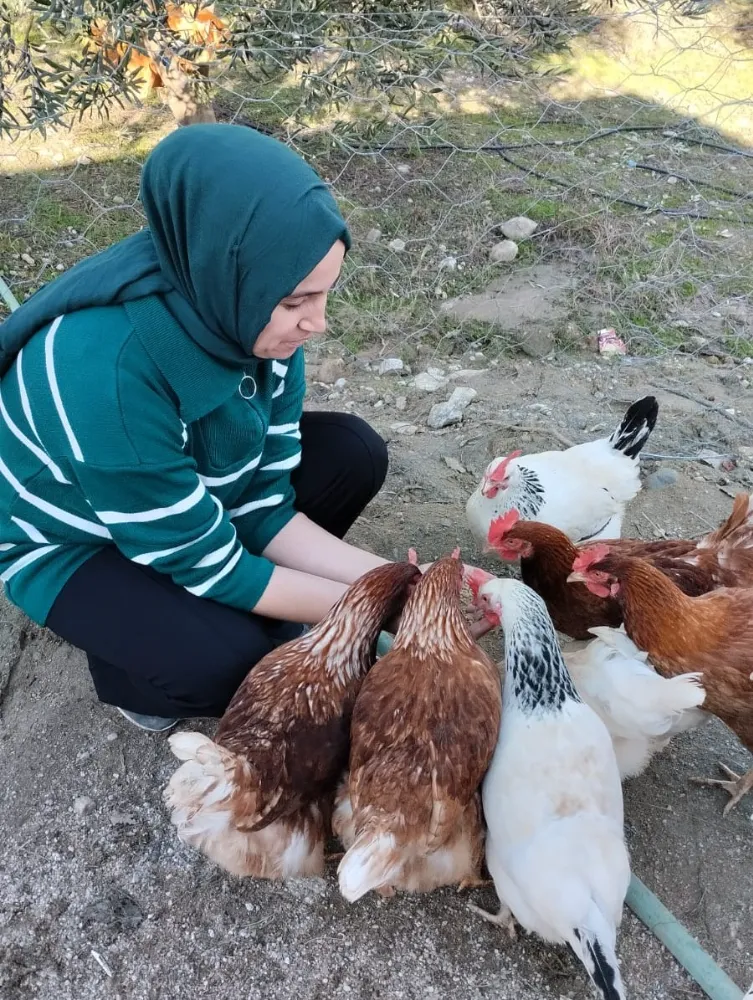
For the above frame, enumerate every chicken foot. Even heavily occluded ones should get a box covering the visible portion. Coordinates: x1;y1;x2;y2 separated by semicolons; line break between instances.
467;902;517;940
457;875;494;892
692;762;753;816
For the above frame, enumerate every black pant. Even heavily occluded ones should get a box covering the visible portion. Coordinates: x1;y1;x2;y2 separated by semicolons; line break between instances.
46;412;388;718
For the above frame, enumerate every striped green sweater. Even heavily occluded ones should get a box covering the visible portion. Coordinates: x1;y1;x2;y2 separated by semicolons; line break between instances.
0;295;303;625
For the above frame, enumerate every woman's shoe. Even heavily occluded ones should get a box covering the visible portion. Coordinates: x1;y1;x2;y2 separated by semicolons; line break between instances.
116;707;180;732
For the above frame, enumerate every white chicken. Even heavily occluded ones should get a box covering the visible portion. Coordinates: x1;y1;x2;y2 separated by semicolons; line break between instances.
469;578;630;1000
562;626;708;779
466;396;659;547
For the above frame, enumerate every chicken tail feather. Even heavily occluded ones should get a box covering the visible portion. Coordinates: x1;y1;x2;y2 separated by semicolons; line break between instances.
569;913;626;1000
337;833;403;902
607;395;658;459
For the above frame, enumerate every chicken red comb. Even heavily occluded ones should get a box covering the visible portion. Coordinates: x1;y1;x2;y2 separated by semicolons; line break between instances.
465;567;495;598
407;548;419;566
571;543;611;575
487;509;520;547
488;450;523;484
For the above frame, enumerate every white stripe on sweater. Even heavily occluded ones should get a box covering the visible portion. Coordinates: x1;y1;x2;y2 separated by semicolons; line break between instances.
186;544;244;597
95;480;206;524
131;495;224;566
272;361;288;377
268;421;299;435
0;454;111;538
45;316;85;463
0;543;16;552
1;544;59;584
17;350;45;447
271;380;285;399
11;516;50;544
192;532;237;569
228;493;284;520
0;384;70;485
260;452;301;473
198;453;261;488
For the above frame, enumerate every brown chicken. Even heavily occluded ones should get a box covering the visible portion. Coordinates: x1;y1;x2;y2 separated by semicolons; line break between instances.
486;494;753;639
163;560;419;878
334;555;502;901
568;545;753;814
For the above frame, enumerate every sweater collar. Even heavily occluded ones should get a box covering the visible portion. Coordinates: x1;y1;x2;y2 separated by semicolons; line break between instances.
125;297;242;424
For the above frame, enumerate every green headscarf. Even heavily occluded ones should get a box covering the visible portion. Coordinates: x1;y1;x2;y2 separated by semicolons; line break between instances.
0;124;351;374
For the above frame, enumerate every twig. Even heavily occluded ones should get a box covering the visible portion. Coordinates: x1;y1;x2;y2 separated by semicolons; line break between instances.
628;162;751;201
650;383;753;432
90;950;113;978
640;452;736;462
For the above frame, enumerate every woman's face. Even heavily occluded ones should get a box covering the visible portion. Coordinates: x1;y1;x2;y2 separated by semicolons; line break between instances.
253;241;346;360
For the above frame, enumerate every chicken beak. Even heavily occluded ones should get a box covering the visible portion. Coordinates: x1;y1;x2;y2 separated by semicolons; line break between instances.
480;480;500;499
566;571;586;584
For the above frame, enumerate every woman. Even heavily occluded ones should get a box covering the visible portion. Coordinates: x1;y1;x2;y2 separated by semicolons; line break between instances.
0;124;412;732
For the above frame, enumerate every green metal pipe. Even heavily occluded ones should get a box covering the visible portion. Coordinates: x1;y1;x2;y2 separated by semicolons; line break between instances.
0;274;20;313
374;630;744;1000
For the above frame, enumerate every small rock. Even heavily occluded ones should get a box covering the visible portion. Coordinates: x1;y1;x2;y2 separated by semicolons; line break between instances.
427;387;477;429
517;328;555;359
426;366;445;378
105;731;118;742
373;399;384;409
489;240;519;263
396;164;411;175
645;468;679;490
388;238;406;252
377;357;405;376
390;422;418;435
21;253;35;266
333;377;347;390
108;809;137;826
365;228;382;243
112;195;125;204
667;175;679;185
395;396;407;411
318;358;346;384
55;263;65;272
439;255;457;271
82;889;143;932
73;796;95;816
498;216;538;241
413;372;448;392
443;456;467;474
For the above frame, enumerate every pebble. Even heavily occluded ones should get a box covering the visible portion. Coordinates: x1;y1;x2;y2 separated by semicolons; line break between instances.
439;255;457;271
395;396;407;411
413;372;448;392
55;263;65;272
377;357;405;376
396;164;411;175
645;468;679;490
388;238;406;252
112;195;125;204
73;795;95;816
390;422;419;435
365;228;382;243
105;731;118;742
427;387;477;429
333;377;347;390
21;252;35;266
489;240;519;263
498;216;538;241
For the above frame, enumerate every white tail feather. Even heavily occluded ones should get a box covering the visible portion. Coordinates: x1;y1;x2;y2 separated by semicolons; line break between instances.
568;903;626;1000
338;833;402;902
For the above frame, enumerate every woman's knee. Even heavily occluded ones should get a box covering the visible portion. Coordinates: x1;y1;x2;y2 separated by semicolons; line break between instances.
300;411;388;499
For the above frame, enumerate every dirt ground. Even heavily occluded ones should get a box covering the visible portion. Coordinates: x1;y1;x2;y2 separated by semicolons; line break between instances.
2;343;753;1000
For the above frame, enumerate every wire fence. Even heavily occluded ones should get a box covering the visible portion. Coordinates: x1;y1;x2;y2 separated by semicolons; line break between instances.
1;0;752;369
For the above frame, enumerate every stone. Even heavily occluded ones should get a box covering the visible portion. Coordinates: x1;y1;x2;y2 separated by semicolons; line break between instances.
489;240;519;263
390;422;419;435
644;468;679;490
333;377;347;390
81;889;144;932
20;253;35;266
317;358;345;384
73;796;95;816
377;357;405;376
443;456;467;474
427;387;477;429
517;328;555;359
395;395;408;411
388;238;406;252
498;216;538;241
413;372;448;392
365;227;382;243
439;255;457;271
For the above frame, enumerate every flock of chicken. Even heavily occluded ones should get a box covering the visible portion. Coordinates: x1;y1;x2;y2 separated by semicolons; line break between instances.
163;394;753;1000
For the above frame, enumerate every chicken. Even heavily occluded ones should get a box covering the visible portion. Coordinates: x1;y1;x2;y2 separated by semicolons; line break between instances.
163;560;420;878
568;545;753;814
469;578;630;1000
563;627;707;779
334;554;502;901
466;395;658;548
486;493;753;639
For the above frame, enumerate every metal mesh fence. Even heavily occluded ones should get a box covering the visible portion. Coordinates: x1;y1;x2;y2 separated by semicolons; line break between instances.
1;0;751;367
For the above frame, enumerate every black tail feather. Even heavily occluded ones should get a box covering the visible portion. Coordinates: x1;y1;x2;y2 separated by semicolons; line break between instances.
571;930;624;1000
608;395;658;459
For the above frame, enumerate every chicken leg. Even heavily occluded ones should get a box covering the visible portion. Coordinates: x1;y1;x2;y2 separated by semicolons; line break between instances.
457;875;494;892
467;902;517;940
692;762;753;816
